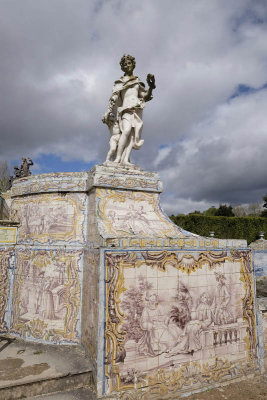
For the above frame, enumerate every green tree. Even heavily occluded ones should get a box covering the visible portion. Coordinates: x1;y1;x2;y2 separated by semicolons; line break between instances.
203;206;217;216
261;193;267;217
215;204;234;217
188;210;201;215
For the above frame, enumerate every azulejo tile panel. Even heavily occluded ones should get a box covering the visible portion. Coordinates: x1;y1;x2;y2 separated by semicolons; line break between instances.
103;249;257;398
11;193;86;244
11;249;82;343
96;189;184;238
0;249;12;331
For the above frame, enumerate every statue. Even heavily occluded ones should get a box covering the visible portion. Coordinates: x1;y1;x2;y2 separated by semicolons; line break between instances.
20;157;34;177
102;54;156;166
11;157;34;182
13;166;21;179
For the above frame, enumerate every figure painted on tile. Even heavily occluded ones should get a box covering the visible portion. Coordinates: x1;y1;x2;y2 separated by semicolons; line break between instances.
40;277;56;320
166;312;205;357
138;293;163;356
124;205;153;235
214;272;234;325
15;199;76;240
102;54;156;166
121;275;154;343
159;301;189;353
19;259;68;322
196;292;212;328
164;287;213;356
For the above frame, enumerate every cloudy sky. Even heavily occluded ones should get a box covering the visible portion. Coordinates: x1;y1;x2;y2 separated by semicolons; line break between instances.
1;0;267;214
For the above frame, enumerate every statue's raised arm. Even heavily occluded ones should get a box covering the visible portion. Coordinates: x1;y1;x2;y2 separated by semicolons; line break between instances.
102;54;156;167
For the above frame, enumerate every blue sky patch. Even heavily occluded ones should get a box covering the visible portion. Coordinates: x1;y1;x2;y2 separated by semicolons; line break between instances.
11;154;95;175
230;83;267;100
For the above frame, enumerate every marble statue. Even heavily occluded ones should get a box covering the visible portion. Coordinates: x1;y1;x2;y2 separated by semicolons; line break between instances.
102;54;156;166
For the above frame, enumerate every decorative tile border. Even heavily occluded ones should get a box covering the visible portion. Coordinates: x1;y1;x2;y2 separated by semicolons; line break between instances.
103;237;247;249
0;249;12;331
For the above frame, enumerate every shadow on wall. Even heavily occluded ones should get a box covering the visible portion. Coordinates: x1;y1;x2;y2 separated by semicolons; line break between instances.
0;196;9;220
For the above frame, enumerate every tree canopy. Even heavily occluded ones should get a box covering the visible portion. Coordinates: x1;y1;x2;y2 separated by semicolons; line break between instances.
214;204;235;217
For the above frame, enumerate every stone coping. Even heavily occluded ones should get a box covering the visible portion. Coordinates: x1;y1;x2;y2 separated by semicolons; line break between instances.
249;239;267;250
10;172;89;197
88;164;162;193
0;236;248;250
10;165;162;197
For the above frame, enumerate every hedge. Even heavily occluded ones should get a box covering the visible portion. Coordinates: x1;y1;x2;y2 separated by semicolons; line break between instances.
169;214;267;244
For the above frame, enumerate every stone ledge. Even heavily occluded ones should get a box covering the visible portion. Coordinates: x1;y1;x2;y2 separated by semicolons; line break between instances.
88;164;162;193
10;166;163;197
10;172;89;197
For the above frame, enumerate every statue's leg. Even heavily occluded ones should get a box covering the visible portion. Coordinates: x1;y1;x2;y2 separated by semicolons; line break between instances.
114;117;132;163
121;133;134;164
106;136;118;162
133;112;144;148
134;110;143;143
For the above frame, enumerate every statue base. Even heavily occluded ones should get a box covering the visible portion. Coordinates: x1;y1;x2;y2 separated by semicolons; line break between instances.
0;166;260;399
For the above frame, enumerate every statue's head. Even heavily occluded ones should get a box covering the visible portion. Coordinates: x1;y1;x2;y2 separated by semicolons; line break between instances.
22;157;26;162
120;54;136;73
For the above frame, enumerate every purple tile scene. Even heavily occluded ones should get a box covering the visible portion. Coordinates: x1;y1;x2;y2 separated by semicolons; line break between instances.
104;250;256;396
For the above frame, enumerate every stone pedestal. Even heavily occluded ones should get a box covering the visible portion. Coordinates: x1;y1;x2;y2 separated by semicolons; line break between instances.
0;165;260;398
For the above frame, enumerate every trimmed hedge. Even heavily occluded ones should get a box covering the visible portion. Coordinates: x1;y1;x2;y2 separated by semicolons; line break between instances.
170;214;267;244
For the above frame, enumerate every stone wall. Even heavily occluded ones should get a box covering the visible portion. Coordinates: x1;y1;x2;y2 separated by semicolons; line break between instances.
0;166;262;398
0;172;88;344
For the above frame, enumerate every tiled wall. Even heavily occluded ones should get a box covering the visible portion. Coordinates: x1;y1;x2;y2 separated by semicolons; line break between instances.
0;249;13;332
2;188;88;344
95;188;184;239
11;192;87;245
10;248;82;343
102;249;257;399
253;250;267;277
0;169;262;399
